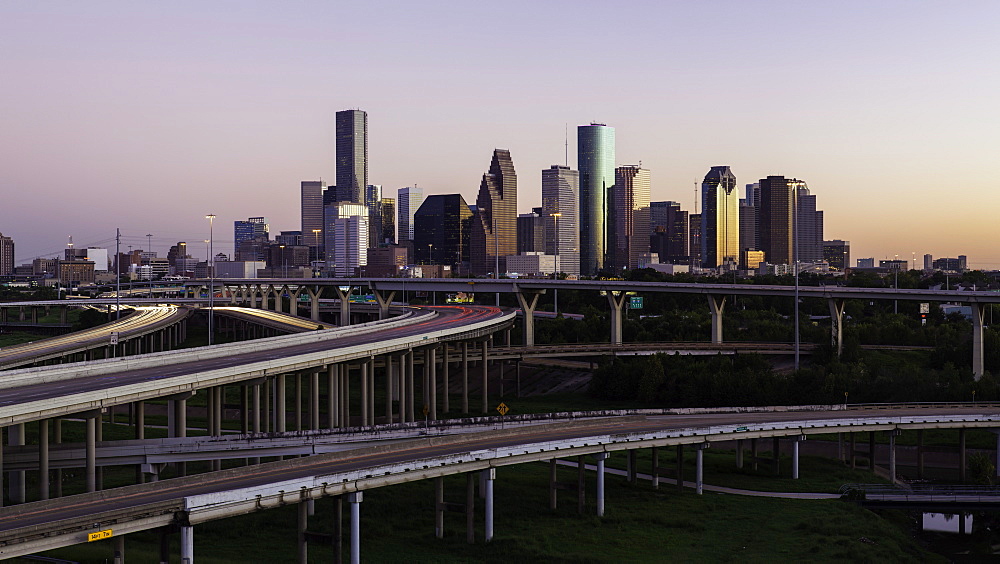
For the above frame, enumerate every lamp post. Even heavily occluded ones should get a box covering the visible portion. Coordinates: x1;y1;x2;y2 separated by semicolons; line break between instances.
206;214;216;346
279;244;287;277
552;212;561;315
146;233;154;297
793;185;800;372
894;253;899;314
494;226;500;307
311;228;322;272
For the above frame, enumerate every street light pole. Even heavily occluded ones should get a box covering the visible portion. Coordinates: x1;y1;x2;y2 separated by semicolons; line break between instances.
552;212;561;315
793;185;800;372
206;214;216;346
146;233;154;297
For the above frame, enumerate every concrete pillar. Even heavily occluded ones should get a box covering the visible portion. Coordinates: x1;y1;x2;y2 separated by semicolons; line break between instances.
406;352;415;423
735;439;744;469
676;445;684;492
39;419;49;500
53;419;62;498
595;453;607;517
328;365;339;428
86;416;97;493
606;290;628;345
466;473;475;544
297;499;308;564
428;347;438;420
435;477;444;539
889;429;900;483
708;294;726;344
651;447;659;489
372;289;396;320
549;459;558;509
960;428;967;482
8;424;24;503
305;287;320;321
385;356;394;422
275;374;287;432
113;534;124;564
334;286;351;327
310;371;320;430
481;339;489;414
395;356;406;424
514;289;545;346
577;455;586;512
0;427;4;508
869;432;876;472
828;298;846;357
180;525;194;564
461;341;469;414
360;362;369;426
349;491;362;564
484;468;495;542
442;343;450;413
792;436;805;480
917;430;925;479
295;375;303;431
773;437;781;476
627;450;637;483
850;433;857;469
342;366;351;427
695;443;709;495
973;303;986;379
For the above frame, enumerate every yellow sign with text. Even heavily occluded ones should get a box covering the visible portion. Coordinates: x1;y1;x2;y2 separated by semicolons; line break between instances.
88;529;113;542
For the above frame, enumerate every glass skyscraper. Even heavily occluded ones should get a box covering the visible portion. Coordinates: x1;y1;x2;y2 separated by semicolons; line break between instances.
300;180;326;262
700;166;739;268
471;149;517;276
541;165;580;276
335;109;367;203
611;165;651;271
397;186;423;242
577;123;615;275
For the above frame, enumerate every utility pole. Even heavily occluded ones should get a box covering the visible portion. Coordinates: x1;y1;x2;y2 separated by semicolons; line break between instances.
115;228;121;319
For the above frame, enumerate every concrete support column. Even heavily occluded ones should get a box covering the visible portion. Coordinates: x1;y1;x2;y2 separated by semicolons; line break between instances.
773;437;781;476
38;419;49;500
342;366;351;427
960;428;967;482
0;428;4;508
466;473;476;544
180;525;194;564
86;416;97;492
294;375;303;431
828;298;846;357
735;439;744;469
305;287;320;321
435;477;445;539
627;450;637;483
549;459;558;508
869;432;876;472
461;341;469;414
349;491;362;564
406;352;415;423
651;447;659;489
275;374;287;432
595;453;608;517
310;371;320;430
442;343;450;414
372;289;396;320
395;356;406;424
113;534;124;564
484;468;495;542
334;286;351;327
889;429;901;483
8;424;24;503
972;303;986;379
514;289;545;346
297;499;308;564
606;291;628;345
481;339;489;414
792;435;805;479
360;362;369;426
917;429;925;479
328;365;339;428
53;419;62;497
428;347;438;421
676;445;684;492
577;455;586;512
695;443;709;495
385;356;394;422
708;294;726;344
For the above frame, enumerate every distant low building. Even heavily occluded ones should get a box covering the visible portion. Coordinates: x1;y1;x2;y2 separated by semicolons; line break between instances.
506;252;556;277
215;261;266;279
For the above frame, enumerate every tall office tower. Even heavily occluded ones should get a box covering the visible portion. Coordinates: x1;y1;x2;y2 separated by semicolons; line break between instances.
301;180;327;262
923;254;933;271
577;123;615;275
649;201;688;264
324;201;368;276
380;197;396;245
0;233;13;275
517;208;545;253
365;184;382;248
335;109;367;202
759;176;795;266
795;184;824;264
234;217;269;255
689;214;702;267
167;242;189;272
745;182;761;206
700;166;739;269
397;186;423;242
541;165;580;276
610;165;651;271
413;194;474;268
823;240;851;271
470;149;517;276
739;199;758;257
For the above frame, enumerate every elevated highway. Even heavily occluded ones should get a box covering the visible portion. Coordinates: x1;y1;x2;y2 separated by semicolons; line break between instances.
1;406;998;559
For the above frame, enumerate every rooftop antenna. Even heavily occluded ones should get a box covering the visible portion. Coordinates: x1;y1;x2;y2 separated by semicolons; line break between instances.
67;235;74;249
564;123;568;167
694;181;699;212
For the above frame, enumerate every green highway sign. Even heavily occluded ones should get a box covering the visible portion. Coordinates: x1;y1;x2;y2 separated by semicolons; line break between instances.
629;296;643;309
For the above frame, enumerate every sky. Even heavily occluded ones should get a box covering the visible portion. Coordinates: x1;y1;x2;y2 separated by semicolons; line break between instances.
2;1;999;268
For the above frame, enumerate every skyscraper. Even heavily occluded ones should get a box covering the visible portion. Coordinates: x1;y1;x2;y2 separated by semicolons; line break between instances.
324;201;368;276
0;233;13;276
335;109;367;203
301;180;326;262
700;166;740;268
610;165;651;271
541;165;580;277
365;184;382;248
413;194;474;268
380;197;396;245
795;184;824;264
577;123;615;275
470;149;517;276
759;176;809;266
649;201;688;264
234;217;269;257
397;186;423;242
517;209;544;254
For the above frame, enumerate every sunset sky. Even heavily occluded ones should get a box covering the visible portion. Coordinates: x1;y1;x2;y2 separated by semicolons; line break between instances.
2;1;998;268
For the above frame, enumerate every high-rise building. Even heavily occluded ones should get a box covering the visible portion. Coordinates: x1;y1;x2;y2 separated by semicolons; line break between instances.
413;194;474;269
541;165;580;276
470;149;517;276
380;197;396;245
610;165;651;271
688;214;702;267
823;240;851;271
517;208;545;254
759;176;795;266
324;202;368;276
700;166;739;268
739;199;758;259
365;184;382;248
301;180;327;261
649;201;688;264
397;186;423;242
234;217;269;256
923;254;933;271
796;184;824;264
578;123;615;275
0;233;13;276
335;110;367;203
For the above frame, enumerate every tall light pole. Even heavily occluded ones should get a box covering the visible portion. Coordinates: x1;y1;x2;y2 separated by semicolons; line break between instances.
793;183;800;372
312;228;322;274
494;227;500;307
206;214;216;346
146;233;154;297
894;253;899;314
279;244;287;277
552;212;561;315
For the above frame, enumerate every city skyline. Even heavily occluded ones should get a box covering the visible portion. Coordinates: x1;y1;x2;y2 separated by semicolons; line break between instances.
2;2;998;267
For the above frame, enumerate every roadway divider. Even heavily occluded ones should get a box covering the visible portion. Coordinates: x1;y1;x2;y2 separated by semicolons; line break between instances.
0;309;422;391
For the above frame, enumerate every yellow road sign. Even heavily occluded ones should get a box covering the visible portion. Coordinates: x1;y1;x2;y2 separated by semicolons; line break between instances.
88;529;113;542
496;402;509;416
